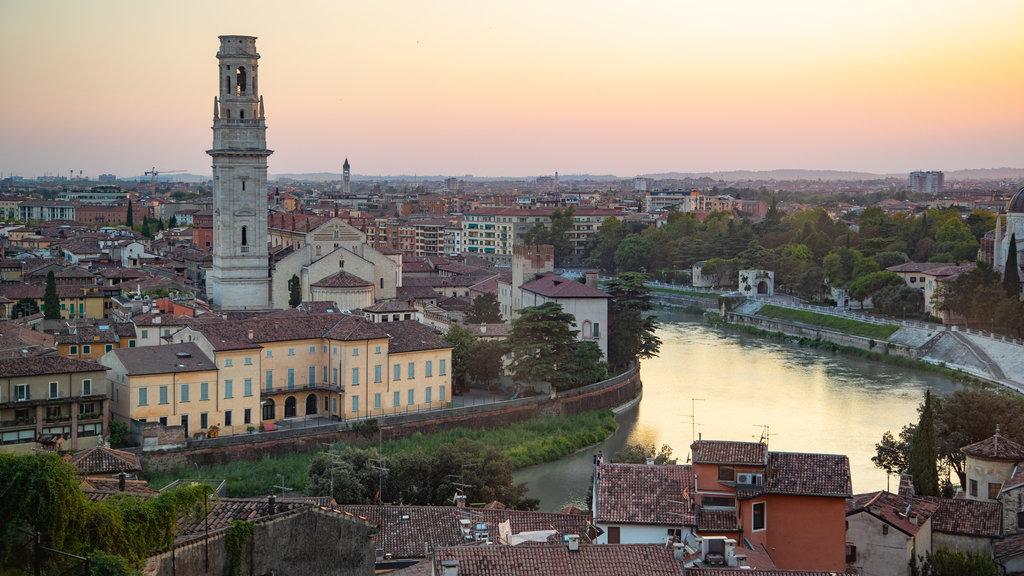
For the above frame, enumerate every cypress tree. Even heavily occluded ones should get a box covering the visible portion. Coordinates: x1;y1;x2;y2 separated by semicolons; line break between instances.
43;270;61;319
125;200;133;227
1004;233;1020;299
908;390;939;496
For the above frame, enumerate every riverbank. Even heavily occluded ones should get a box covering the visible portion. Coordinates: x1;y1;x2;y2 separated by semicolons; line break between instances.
141;409;619;497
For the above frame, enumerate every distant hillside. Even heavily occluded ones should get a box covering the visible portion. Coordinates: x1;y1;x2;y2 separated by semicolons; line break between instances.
944;167;1024;180
642;169;891;182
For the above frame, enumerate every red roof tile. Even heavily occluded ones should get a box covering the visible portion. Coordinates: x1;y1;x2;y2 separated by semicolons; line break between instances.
930;498;1002;537
69;446;141;475
691;441;767;466
764;452;851;498
520;272;609;299
433;543;684;576
961;432;1024;462
594;463;695;526
845;491;938;537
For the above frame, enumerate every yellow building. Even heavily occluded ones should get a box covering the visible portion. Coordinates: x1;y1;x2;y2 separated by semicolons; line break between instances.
171;310;452;425
56;322;137;359
0;356;110;454
102;342;258;438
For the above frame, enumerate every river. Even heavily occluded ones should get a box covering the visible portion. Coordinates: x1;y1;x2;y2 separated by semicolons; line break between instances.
514;308;966;512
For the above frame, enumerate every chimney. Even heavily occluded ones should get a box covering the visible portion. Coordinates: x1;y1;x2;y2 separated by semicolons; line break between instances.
118;472;126;492
454;494;466;508
567;534;580;552
268;493;277;515
584;270;598;288
440;560;459;576
247;329;254;341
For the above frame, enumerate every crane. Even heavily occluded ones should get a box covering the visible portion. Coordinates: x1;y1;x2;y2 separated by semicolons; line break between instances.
144;167;186;196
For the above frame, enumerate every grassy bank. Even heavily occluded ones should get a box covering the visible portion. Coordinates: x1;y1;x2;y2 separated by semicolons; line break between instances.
141;409;617;497
756;304;900;340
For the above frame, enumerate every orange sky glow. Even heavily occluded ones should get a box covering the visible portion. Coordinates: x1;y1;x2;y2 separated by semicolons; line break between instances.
1;1;1022;179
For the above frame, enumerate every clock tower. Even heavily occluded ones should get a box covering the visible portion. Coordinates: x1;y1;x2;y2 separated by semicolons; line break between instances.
206;35;272;309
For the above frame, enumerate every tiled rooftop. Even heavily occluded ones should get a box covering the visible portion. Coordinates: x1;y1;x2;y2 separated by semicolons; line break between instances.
961;432;1024;462
594;463;695;526
432;543;685;576
109;342;215;375
336;505;592;559
0;355;107;378
382;320;451;353
310;270;373;288
690;440;767;466
764;452;851;498
69;446;141;475
845;491;938;537
520;272;609;299
930;498;1002;538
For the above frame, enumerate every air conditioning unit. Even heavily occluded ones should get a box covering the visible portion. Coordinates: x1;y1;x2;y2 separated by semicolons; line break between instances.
736;473;763;486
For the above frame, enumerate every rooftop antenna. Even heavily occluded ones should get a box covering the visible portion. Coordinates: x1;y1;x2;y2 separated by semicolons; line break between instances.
272;473;293;494
752;424;777;449
686;398;705;459
369;426;390;505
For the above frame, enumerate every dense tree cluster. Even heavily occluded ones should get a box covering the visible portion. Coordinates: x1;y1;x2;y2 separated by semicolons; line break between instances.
307;439;538;509
506;302;608;390
873;388;1024;489
1;453;212;574
934;260;1024;336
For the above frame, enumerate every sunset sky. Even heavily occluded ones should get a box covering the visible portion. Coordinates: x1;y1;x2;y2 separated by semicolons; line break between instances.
2;1;1023;179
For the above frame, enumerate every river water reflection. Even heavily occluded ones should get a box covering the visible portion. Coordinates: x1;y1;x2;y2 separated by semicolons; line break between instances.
515;309;965;512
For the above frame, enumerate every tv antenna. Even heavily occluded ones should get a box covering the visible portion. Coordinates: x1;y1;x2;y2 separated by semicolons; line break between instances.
752;424;777;449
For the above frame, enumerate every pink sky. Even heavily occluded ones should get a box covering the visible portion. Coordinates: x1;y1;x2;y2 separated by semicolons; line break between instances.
1;1;1023;179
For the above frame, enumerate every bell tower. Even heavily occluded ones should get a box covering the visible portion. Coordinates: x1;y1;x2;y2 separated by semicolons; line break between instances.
206;35;272;309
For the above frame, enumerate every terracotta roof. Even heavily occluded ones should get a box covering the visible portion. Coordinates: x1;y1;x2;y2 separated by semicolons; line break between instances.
930;498;1002;537
336;505;592;559
0;355;106;378
383;321;452;353
845;491;938;537
107;342;215;375
593;463;695;526
80;477;158;496
690;440;767;466
364;300;417;313
398;286;442;300
886;262;956;273
995;532;1024;560
684;565;843;569
1001;463;1024;494
961;432;1024;462
310;270;374;288
466;323;511;338
176;497;322;537
763;452;851;498
520;272;609;299
432;543;685;576
69;446;141;475
189;313;388;351
696;507;740;532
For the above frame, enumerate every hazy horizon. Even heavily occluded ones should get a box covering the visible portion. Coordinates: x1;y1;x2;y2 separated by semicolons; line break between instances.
2;1;1022;179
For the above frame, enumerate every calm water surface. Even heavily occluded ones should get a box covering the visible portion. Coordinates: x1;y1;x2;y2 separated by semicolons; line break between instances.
515;309;965;511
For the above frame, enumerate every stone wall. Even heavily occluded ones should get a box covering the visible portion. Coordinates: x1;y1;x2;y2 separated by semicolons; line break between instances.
144;506;376;576
724;312;917;358
140;365;641;471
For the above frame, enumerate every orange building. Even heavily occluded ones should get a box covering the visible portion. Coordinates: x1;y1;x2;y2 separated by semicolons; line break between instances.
690;440;851;571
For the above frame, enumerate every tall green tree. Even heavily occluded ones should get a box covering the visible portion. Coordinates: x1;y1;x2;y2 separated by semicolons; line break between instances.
288;274;302;307
466;339;505;387
506;302;579;386
908;390;939;496
466;293;502;324
604;272;661;371
444;325;477;390
125;200;133;227
1004;233;1020;298
168;213;178;228
43;270;60;319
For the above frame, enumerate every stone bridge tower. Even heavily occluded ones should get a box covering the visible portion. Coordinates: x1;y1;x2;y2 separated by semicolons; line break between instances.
206;35;272;309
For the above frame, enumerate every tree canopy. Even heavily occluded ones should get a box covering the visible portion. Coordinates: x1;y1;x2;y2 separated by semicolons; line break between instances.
506;302;579;387
466;293;502;324
43;270;60;319
604;272;661;371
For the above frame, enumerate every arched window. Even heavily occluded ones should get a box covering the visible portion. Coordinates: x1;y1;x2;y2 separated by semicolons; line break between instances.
239;109;244;119
236;67;247;95
241;226;248;246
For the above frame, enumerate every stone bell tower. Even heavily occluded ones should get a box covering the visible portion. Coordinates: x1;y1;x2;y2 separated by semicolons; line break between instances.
206;35;272;309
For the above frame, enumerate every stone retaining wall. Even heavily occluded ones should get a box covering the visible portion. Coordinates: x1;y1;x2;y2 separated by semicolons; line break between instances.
724;312;917;358
140;365;641;472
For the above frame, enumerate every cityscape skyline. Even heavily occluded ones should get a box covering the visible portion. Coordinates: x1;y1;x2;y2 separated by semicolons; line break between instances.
2;1;1023;179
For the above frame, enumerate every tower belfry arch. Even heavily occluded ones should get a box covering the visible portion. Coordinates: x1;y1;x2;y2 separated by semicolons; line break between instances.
206;35;272;309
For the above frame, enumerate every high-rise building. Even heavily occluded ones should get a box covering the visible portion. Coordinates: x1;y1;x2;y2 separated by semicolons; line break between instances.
206;35;272;309
909;171;944;195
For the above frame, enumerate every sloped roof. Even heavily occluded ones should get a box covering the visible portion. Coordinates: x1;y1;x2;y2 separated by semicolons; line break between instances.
764;452;851;498
691;440;766;466
696;507;740;532
689;570;843;576
845;491;938;537
80;477;158;497
337;505;591;559
383;320;451;353
310;270;373;288
108;342;215;375
930;498;1002;537
520;272;609;299
995;531;1024;561
961;432;1024;462
0;355;106;378
593;463;695;526
432;544;685;576
69;446;141;475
